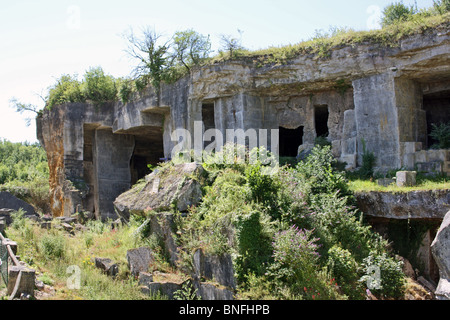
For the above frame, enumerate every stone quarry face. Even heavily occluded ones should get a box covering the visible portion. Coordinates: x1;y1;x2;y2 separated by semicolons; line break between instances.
114;162;204;220
431;210;450;300
36;26;450;219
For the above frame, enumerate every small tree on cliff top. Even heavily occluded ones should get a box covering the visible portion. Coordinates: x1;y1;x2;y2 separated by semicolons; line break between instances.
123;27;171;90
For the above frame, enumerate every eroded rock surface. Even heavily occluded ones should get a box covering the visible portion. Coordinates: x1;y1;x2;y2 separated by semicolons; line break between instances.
431;210;450;300
114;162;204;220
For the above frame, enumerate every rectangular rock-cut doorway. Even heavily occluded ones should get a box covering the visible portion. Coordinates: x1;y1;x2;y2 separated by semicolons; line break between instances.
202;102;216;150
129;126;165;185
314;104;329;139
423;89;450;148
279;126;304;157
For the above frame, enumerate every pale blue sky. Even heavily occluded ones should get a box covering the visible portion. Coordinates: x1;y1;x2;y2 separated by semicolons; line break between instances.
0;0;435;143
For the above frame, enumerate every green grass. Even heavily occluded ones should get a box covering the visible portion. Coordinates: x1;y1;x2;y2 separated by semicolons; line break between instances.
2;217;172;300
349;178;450;193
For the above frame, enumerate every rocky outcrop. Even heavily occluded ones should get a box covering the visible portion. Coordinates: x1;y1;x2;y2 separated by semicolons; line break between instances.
126;247;154;277
94;257;119;277
114;162;204;220
193;249;236;290
431;210;450;300
355;189;450;219
0;192;39;224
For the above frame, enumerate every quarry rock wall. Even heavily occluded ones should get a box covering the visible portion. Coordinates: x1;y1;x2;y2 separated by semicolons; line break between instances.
37;25;450;219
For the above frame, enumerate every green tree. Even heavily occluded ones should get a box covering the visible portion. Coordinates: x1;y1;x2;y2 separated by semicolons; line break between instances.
219;29;245;58
381;1;416;27
124;27;171;90
172;29;211;73
433;0;450;13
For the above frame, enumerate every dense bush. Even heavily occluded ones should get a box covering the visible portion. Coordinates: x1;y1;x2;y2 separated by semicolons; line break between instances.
360;252;406;299
82;67;118;105
45;67;123;109
327;245;364;300
429;121;450;149
267;226;344;300
172;144;406;300
294;145;350;197
39;232;67;260
381;2;416;27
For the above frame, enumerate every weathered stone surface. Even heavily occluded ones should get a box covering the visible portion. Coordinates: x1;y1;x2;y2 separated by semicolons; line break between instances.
94;257;119;277
195;282;234;300
7;266;36;298
431;210;450;300
138;272;154;287
114;162;204;220
396;171;417;187
397;255;416;280
148;213;178;265
355;190;450;219
435;278;450;300
126;247;154;277
193;249;236;290
141;282;182;300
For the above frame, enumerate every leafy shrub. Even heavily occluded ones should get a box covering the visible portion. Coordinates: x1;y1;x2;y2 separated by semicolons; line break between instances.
234;211;273;283
359;252;406;299
245;162;280;220
117;78;135;103
267;226;344;300
10;208;27;230
82;67;118;105
381;1;416;27
433;0;450;14
46;74;84;108
0;140;50;213
429;122;450;149
39;233;66;260
327;245;364;300
295;145;349;197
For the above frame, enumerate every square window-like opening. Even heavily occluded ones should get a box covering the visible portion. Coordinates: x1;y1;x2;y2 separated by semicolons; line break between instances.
314;105;329;138
279;126;304;157
423;90;450;149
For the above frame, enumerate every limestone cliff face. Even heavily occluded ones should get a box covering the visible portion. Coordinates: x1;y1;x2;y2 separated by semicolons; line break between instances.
37;25;450;218
37;106;65;217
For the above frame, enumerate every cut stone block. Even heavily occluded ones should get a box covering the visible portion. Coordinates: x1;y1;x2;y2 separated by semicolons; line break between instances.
416;161;443;174
7;266;36;298
94;257;119;277
126;247;154;277
396;171;416;187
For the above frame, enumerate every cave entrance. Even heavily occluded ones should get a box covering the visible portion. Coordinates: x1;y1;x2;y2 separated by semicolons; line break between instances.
202;102;216;149
83;123;100;214
314;105;329;138
279;126;304;157
129;126;164;185
423;90;450;149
